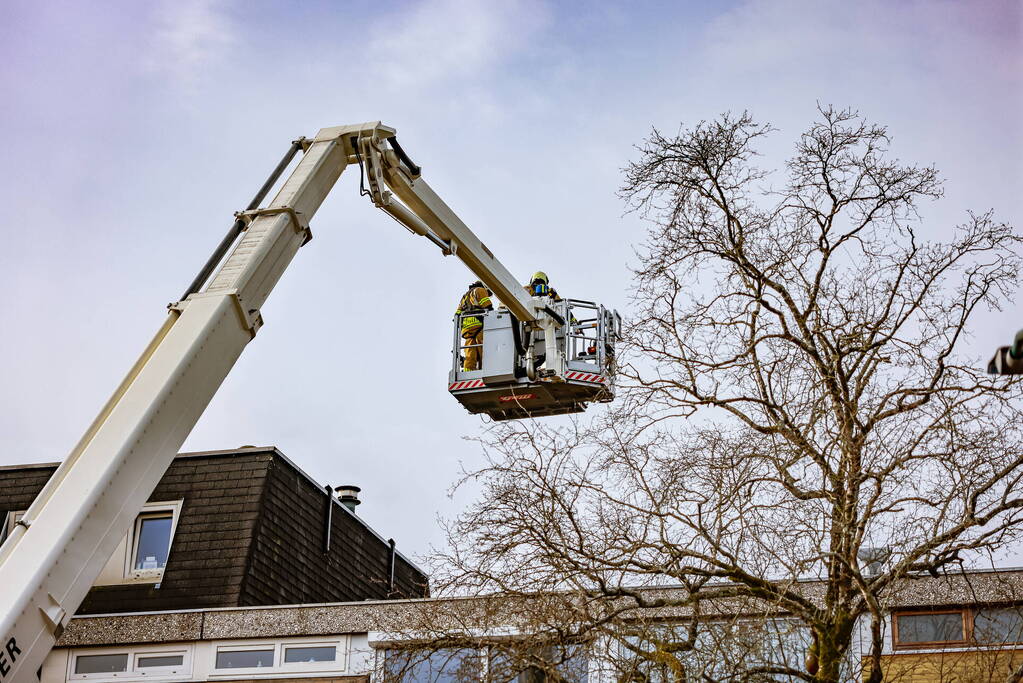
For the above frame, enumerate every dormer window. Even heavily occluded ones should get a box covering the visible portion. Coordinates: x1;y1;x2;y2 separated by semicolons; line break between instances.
131;511;174;575
116;502;181;583
5;501;182;586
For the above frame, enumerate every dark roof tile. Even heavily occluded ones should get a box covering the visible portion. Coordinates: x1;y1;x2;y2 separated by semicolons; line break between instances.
2;447;427;615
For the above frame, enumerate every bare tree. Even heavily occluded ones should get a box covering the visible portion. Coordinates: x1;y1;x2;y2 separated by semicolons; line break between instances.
427;107;1023;682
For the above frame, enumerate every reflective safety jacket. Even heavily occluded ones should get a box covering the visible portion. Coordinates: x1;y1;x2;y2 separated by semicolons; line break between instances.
455;285;493;338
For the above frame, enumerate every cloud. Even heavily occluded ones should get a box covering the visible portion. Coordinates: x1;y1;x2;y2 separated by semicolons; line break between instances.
143;0;236;90
368;0;550;90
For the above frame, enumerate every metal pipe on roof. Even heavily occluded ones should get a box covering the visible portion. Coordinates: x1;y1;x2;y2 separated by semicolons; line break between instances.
322;485;333;553
387;538;396;593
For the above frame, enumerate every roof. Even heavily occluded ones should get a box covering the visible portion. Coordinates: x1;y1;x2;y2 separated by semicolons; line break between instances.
0;446;428;614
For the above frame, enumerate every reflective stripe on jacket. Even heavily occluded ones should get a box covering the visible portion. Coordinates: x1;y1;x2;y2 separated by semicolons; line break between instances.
456;286;493;337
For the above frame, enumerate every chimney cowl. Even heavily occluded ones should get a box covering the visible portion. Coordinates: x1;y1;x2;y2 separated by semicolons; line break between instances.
335;484;361;512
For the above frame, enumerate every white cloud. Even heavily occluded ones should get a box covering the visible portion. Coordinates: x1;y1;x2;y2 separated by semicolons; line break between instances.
143;0;236;90
368;0;550;90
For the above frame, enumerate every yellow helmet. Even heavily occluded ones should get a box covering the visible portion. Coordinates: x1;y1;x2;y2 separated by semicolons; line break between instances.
531;271;549;284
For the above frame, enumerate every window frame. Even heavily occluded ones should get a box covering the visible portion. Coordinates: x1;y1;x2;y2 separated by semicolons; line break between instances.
8;501;182;585
376;641;592;683
279;641;344;671
892;609;970;649
970;605;1023;646
212;643;277;673
124;506;179;580
381;646;486;683
2;511;25;543
68;645;192;682
71;652;130;678
208;637;348;679
115;500;182;584
132;649;189;674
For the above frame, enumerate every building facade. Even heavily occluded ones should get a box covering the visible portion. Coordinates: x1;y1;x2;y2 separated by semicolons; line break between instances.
0;446;428;615
3;448;1023;682
32;571;1023;683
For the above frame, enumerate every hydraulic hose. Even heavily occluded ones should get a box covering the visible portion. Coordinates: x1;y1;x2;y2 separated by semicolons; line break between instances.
179;139;304;300
543;306;566;326
387;136;421;176
510;314;527;356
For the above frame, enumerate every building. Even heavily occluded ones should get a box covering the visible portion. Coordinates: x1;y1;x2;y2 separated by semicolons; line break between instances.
0;446;428;615
3;448;1023;681
7;569;1018;682
866;569;1023;681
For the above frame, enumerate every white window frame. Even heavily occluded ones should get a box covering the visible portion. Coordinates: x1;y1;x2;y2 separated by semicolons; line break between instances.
132;648;190;675
123;503;181;581
279;639;347;673
102;500;182;585
211;642;278;677
69;651;130;679
208;637;349;679
68;644;193;682
3;511;25;541
10;501;183;586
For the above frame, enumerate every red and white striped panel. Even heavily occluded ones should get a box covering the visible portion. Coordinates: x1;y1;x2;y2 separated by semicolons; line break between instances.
565;371;606;383
449;379;485;391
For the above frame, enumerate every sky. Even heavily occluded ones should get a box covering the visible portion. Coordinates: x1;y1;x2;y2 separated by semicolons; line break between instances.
1;0;1020;565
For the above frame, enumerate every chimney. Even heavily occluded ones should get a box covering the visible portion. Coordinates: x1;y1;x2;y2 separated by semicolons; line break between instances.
335;485;361;512
858;546;891;578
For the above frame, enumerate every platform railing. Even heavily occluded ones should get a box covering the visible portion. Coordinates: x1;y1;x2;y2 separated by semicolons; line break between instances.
565;299;603;367
451;312;485;376
450;301;617;383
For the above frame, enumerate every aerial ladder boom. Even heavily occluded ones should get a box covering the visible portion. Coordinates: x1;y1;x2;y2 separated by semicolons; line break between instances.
0;122;568;682
341;125;571;380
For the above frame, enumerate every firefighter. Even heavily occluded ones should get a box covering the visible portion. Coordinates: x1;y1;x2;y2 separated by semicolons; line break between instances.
525;271;562;300
455;281;493;371
526;272;577;359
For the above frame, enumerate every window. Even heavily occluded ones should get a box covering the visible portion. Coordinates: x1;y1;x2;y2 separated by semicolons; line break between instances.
617;620;808;681
104;500;182;584
2;511;25;544
74;654;129;675
136;655;184;669
215;647;275;670
895;612;965;645
130;512;173;573
974;606;1023;644
283;645;336;663
70;647;191;681
382;648;482;683
894;606;1023;648
489;644;588;683
12;501;184;587
209;637;347;677
380;644;587;683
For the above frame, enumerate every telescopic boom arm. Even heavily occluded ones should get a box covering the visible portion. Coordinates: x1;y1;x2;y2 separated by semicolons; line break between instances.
338;123;538;325
0;122;561;682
